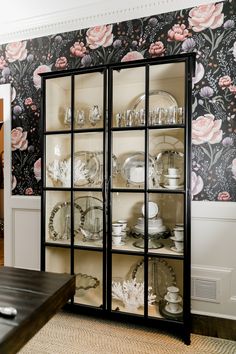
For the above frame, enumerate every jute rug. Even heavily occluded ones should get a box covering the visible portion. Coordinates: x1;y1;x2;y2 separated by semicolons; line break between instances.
18;311;236;354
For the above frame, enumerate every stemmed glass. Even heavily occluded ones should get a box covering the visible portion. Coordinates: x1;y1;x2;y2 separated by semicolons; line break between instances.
76;110;85;128
89;105;102;126
64;107;71;127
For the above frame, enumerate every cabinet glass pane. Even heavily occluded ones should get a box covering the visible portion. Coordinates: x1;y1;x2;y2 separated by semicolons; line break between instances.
112;131;145;189
45;191;71;244
74;191;104;248
147;257;183;322
112;67;145;128
148;128;184;190
147;193;184;255
74;250;103;307
45;76;71;131
45;134;71;188
111;192;144;252
112;254;144;315
74;72;104;129
45;247;70;274
74;132;103;188
149;63;185;126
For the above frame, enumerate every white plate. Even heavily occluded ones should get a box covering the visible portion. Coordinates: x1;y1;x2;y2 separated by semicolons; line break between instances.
165;303;183;314
164;294;182;303
170;246;183;253
142;201;158;218
163;184;184;190
164;174;181;179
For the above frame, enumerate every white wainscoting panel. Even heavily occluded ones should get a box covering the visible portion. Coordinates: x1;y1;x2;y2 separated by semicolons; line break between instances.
191;201;236;320
12;196;41;270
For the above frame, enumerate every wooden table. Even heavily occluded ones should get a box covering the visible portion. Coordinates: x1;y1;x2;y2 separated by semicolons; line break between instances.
0;266;75;354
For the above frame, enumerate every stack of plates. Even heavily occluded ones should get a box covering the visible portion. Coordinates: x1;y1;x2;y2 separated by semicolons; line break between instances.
133;217;166;235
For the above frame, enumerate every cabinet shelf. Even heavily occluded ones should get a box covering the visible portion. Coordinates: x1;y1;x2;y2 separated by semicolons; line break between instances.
41;53;195;344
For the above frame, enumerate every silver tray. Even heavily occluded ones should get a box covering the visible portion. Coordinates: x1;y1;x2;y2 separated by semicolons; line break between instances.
76;273;100;295
48;201;84;241
120;152;155;185
133;90;178;111
132;258;176;302
75;196;103;241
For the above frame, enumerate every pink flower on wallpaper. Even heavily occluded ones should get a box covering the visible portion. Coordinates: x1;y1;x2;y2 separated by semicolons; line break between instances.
25;187;33;195
24;97;33;106
55;56;68;68
34;158;41;182
0;56;7;70
149;41;165;57
167;24;190;42
5;41;27;62
121;51;144;62
191;171;203;199
232;158;236;180
70;43;86;58
192;114;222;145
188;3;224;32
229;85;236;96
217;191;231;201
11;127;28;151
86;25;113;49
12;175;17;191
219;75;232;89
33;65;51;90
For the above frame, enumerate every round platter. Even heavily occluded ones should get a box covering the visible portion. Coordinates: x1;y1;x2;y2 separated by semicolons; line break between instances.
120;152;155;185
132;258;176;302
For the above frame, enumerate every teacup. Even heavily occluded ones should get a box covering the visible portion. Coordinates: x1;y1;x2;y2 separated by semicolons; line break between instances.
174;229;184;241
167;302;180;313
174;240;184;251
167;286;179;301
112;223;123;235
168;168;179;176
168;177;180;187
112;234;122;245
117;220;128;231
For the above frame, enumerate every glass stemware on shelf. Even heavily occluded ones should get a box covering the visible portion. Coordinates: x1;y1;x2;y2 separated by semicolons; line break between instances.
89;105;102;126
63;105;102;128
113;106;184;127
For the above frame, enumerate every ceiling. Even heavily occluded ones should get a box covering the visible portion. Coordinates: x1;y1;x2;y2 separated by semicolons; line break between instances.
0;0;223;44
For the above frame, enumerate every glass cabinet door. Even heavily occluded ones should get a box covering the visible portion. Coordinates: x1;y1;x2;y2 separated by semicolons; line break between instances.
108;57;190;324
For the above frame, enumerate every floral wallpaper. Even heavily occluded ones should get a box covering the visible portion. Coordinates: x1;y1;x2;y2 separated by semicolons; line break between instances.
0;1;235;201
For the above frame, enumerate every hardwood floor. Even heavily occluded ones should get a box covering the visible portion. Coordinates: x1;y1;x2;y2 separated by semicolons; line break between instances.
0;237;3;266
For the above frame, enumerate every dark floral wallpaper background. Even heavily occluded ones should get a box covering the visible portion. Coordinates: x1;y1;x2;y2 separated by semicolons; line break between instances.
0;1;235;200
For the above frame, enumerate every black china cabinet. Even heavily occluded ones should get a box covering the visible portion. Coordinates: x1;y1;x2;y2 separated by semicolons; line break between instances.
40;53;195;344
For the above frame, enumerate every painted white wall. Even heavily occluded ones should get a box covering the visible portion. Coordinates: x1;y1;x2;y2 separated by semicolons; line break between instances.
2;0;235;321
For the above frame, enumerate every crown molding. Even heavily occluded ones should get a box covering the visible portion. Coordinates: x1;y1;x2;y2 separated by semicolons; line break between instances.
0;0;224;45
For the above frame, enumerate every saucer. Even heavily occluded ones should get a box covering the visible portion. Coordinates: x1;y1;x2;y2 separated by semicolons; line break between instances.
164;184;184;190
164;294;182;303
170;246;183;253
164;174;181;178
112;241;125;246
170;236;184;242
165;303;183;314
